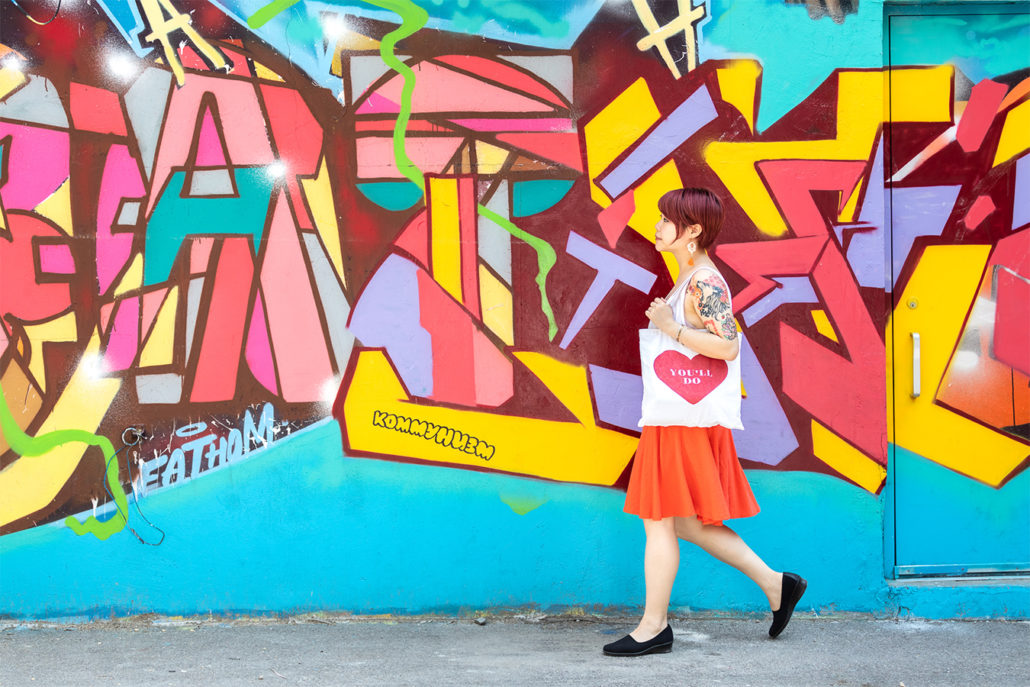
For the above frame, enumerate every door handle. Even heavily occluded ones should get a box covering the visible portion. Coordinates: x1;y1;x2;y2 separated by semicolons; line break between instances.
911;332;920;398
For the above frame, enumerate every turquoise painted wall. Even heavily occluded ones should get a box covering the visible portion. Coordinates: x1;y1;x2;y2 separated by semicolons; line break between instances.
2;422;1026;620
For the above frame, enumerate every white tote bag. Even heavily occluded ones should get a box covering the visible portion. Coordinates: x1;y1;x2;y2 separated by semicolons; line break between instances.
638;270;743;429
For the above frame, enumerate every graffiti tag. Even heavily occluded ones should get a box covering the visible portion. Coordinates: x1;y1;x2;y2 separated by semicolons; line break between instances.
371;410;496;461
138;403;280;492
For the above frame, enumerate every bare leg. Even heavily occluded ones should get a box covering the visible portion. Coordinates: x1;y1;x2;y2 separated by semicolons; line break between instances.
674;516;784;610
629;517;678;641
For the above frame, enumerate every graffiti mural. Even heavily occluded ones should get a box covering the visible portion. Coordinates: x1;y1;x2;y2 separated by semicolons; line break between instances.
0;0;1026;560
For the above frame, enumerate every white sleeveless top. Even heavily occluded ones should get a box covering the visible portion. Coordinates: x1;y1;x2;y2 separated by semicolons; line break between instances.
638;266;743;429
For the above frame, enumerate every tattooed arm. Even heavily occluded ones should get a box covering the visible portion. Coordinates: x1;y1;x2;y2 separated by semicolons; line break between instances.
643;270;740;360
689;273;738;341
643;269;740;360
683;271;740;360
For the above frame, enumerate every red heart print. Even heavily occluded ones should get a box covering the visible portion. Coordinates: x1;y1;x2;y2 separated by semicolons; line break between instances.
654;351;728;404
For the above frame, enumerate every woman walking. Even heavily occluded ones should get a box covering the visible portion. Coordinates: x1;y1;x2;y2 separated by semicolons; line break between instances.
603;188;807;657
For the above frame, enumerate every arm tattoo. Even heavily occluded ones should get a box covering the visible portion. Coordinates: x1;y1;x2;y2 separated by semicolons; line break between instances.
688;273;738;341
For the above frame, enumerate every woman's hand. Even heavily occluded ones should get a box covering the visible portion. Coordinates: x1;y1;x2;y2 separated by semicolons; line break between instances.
645;297;676;330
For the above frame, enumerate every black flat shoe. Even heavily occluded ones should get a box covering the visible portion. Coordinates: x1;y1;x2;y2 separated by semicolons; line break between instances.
603;624;673;656
769;572;807;638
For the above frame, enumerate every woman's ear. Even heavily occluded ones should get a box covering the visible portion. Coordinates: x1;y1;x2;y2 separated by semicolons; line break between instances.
687;223;703;240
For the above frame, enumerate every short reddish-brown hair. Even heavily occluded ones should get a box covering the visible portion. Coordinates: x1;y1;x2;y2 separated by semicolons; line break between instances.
657;187;724;250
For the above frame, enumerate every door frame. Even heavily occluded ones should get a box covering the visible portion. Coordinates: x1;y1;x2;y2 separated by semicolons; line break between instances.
882;0;1030;580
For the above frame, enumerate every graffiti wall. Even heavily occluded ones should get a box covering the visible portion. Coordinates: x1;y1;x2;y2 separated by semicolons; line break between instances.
0;0;1027;617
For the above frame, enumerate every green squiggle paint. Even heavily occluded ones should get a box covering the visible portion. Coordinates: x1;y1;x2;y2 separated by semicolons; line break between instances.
361;0;430;190
363;0;558;338
246;0;559;339
247;0;301;28
0;377;127;540
477;204;557;339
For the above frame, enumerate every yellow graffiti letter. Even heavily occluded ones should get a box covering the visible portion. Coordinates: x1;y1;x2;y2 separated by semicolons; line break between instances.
138;0;229;86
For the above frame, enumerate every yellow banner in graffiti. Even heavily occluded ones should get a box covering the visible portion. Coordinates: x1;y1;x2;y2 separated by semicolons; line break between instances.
341;349;638;486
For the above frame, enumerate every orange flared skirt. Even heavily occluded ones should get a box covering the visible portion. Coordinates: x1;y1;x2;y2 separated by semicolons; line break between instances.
624;425;760;525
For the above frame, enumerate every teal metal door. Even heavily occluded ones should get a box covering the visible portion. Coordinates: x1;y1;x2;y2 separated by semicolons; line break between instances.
887;3;1030;577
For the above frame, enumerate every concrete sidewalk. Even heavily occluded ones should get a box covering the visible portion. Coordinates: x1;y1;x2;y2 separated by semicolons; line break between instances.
1;614;1027;687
